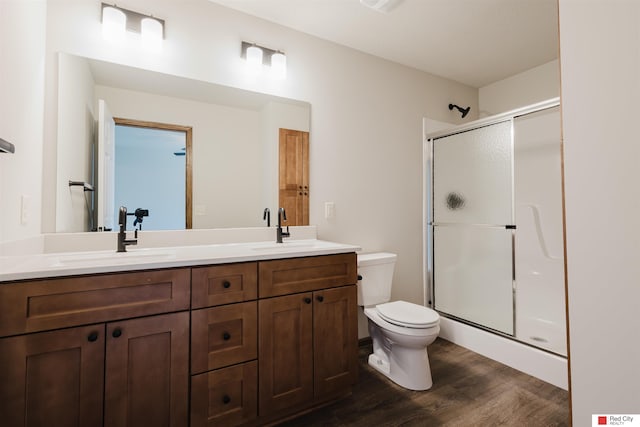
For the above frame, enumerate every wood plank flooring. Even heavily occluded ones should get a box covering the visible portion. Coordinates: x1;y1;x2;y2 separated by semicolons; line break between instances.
279;338;569;427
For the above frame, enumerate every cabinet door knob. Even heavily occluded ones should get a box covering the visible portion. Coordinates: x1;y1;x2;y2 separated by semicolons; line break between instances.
222;332;231;341
303;297;312;304
112;328;122;338
87;332;99;342
316;295;324;302
222;395;231;404
222;280;231;289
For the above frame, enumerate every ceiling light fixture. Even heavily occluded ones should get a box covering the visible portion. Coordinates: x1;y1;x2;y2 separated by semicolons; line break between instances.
101;3;165;49
241;41;287;79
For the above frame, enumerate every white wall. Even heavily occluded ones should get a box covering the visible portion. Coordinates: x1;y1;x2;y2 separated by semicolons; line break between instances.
559;0;640;424
479;60;560;116
0;1;47;248
41;0;478;306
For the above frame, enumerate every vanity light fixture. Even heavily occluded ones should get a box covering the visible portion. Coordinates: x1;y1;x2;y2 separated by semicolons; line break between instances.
101;3;165;49
241;41;287;79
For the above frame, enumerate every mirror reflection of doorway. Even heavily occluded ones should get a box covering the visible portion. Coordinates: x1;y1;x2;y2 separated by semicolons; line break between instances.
114;118;193;230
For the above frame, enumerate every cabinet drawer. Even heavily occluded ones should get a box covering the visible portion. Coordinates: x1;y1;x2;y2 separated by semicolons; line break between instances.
191;361;258;427
191;301;257;373
0;268;190;337
192;263;257;308
258;253;357;298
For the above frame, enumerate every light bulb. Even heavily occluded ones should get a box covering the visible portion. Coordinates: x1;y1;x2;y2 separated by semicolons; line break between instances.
270;52;287;79
246;45;263;72
141;17;163;51
102;6;126;42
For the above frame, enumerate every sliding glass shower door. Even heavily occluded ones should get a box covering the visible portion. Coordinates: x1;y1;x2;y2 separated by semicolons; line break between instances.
432;121;515;335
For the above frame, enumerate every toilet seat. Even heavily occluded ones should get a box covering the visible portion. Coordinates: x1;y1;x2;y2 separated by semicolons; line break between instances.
375;301;439;329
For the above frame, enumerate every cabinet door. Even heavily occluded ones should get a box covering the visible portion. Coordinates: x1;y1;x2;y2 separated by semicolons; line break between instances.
0;324;105;427
104;311;189;427
313;285;358;398
258;293;313;416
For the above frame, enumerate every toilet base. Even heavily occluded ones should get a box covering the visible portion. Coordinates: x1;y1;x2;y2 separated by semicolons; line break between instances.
368;353;391;375
367;348;434;391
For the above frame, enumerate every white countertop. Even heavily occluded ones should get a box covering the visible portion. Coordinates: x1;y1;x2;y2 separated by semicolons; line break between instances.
0;239;361;282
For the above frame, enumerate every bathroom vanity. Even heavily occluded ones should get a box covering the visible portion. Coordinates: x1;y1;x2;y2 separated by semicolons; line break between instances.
0;240;359;426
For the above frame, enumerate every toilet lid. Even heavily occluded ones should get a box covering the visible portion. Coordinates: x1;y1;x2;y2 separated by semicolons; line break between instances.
375;301;440;328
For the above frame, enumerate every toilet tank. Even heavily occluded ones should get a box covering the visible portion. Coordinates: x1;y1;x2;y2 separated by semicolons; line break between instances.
356;252;397;306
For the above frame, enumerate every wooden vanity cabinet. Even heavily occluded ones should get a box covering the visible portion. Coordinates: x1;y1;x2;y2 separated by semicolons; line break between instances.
258;254;358;419
0;252;358;427
0;269;190;427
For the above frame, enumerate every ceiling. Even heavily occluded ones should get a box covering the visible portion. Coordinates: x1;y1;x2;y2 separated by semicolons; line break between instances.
208;0;559;88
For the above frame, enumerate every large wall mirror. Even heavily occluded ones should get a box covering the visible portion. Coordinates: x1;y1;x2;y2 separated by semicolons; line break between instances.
55;53;310;233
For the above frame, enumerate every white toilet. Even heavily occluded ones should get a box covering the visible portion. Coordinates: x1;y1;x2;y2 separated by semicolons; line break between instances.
357;252;440;391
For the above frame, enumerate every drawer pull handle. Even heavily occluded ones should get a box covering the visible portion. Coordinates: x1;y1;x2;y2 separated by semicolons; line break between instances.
222;395;231;404
87;332;99;342
222;332;231;341
316;295;324;302
222;281;231;289
112;328;122;338
303;297;312;304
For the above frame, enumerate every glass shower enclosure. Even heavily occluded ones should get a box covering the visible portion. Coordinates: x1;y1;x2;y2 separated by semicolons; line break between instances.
425;99;566;356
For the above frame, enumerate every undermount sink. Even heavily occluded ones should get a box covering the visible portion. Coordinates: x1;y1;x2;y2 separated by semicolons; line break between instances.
250;240;330;252
51;248;176;267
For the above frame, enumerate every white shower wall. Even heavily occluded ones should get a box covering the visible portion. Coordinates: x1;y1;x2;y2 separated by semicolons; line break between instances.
514;106;566;356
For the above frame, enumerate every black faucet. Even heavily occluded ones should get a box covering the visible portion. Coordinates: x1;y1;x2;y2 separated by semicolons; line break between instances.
263;208;271;227
276;207;290;243
117;206;138;252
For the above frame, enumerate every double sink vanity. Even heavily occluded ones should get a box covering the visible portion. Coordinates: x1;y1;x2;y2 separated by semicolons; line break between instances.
0;233;360;426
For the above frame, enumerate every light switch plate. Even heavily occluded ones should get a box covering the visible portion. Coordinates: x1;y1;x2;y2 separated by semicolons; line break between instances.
324;202;335;219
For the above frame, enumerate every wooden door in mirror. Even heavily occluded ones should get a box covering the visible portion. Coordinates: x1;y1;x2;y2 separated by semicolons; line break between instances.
279;128;309;226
